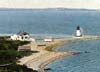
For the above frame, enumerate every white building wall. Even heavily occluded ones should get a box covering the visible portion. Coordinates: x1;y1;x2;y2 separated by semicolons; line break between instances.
76;30;82;37
10;34;30;41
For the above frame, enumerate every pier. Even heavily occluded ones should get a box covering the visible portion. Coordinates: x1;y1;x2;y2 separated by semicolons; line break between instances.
70;35;100;40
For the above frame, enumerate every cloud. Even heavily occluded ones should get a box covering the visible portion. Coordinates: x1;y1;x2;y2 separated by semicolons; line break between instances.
0;0;99;9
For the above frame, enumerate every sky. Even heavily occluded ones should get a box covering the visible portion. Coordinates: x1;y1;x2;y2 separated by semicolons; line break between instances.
0;0;100;9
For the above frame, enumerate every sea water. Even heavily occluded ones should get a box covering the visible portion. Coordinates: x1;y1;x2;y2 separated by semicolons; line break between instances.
0;9;100;35
46;40;100;72
0;9;100;72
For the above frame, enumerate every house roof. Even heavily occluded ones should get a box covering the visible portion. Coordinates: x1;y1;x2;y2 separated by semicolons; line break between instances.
17;32;29;36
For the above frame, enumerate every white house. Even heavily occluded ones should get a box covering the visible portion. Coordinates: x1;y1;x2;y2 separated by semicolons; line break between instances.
10;32;30;41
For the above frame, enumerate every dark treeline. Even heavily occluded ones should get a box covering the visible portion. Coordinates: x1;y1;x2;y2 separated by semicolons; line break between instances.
0;40;37;72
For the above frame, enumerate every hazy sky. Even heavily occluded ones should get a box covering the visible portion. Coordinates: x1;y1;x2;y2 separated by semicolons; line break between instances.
0;0;100;9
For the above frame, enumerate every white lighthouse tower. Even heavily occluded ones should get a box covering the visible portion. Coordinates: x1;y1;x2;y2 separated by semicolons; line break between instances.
75;26;83;37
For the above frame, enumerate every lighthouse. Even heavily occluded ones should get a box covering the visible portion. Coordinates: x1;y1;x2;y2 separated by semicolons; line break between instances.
75;26;83;37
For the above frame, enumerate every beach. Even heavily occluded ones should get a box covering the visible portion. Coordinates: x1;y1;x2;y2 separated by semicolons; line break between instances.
18;36;100;72
18;38;74;72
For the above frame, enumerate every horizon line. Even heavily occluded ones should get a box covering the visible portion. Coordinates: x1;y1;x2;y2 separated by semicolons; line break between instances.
0;7;98;10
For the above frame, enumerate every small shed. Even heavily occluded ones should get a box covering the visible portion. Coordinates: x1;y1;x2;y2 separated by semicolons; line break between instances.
18;46;31;51
44;38;54;42
44;36;54;42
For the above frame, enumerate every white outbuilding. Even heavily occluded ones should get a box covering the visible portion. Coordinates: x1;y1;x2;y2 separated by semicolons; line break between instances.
44;36;54;42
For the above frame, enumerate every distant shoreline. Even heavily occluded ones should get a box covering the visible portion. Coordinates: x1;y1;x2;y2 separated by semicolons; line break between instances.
0;8;97;11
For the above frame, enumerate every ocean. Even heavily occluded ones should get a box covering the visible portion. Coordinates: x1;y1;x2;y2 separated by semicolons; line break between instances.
46;40;100;72
0;9;100;72
0;9;100;35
